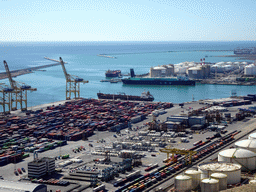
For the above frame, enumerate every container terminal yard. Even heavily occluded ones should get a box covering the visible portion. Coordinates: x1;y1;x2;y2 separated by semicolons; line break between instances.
2;57;256;192
2;95;256;191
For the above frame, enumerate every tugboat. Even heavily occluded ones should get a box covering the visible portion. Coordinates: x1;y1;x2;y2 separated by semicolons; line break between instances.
97;91;154;101
105;70;121;77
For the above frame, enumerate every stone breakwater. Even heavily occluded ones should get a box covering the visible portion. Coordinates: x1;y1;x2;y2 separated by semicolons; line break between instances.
0;62;62;80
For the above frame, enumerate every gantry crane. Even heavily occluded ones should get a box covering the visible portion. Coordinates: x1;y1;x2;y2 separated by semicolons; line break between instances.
59;57;89;100
160;146;197;164
3;60;37;111
0;83;13;114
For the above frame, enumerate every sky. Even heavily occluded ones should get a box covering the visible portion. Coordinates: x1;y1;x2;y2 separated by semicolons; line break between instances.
0;0;256;41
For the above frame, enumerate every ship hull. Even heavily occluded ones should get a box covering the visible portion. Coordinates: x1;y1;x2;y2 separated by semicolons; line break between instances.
121;79;196;86
105;73;120;77
105;70;121;77
97;93;154;101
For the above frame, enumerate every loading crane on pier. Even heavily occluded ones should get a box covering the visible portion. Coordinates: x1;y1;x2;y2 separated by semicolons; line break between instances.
160;147;197;165
0;83;13;114
3;60;37;111
59;57;89;100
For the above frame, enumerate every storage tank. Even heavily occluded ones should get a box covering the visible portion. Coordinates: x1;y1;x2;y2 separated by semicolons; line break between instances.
174;175;192;192
185;169;201;190
201;178;219;192
245;64;256;75
188;67;203;79
248;132;256;140
218;148;256;171
198;162;241;184
235;139;256;153
150;66;166;77
163;65;174;76
210;173;227;191
249;179;256;184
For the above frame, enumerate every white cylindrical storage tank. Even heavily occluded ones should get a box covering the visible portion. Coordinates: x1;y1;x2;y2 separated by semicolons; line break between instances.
185;169;201;190
198;162;241;184
218;148;256;171
235;139;256;153
210;173;227;191
249;132;256;140
201;178;219;192
174;175;192;192
249;179;256;184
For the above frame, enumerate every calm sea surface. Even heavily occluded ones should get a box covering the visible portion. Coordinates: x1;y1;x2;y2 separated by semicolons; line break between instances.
0;41;256;112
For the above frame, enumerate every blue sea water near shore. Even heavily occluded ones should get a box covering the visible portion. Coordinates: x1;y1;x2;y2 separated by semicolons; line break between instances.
0;41;256;112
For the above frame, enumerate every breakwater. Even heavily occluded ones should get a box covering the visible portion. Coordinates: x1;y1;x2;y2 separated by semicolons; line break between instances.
0;60;64;80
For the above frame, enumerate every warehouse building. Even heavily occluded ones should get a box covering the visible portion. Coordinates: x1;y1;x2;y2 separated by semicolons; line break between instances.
0;180;47;192
28;157;55;178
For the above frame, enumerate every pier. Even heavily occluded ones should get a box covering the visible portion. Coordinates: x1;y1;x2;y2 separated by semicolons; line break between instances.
97;54;116;59
44;57;67;63
0;57;66;80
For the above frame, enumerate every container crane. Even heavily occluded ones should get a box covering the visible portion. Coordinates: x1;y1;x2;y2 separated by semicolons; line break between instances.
3;60;37;111
59;57;89;100
0;83;13;114
160;147;197;164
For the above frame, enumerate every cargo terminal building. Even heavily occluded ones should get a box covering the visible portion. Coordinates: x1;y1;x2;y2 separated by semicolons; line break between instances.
28;157;55;178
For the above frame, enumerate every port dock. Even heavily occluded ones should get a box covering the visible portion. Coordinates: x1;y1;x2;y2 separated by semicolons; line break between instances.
97;54;116;59
0;57;66;80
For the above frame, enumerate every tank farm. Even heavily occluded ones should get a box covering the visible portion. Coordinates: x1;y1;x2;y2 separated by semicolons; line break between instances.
2;93;256;192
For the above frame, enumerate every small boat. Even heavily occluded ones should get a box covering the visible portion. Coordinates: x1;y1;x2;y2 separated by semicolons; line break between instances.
110;79;121;83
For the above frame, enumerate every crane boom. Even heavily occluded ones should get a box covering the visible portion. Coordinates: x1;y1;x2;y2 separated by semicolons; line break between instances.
3;60;15;89
60;57;69;80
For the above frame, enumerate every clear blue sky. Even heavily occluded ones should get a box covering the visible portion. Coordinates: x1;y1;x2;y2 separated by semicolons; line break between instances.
0;0;255;41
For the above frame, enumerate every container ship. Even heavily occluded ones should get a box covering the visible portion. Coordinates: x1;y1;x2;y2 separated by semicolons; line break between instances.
105;70;121;77
122;76;196;86
97;91;154;101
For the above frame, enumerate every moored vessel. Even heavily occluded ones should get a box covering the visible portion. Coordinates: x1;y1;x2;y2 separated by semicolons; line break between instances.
121;76;196;86
97;91;154;101
105;70;121;77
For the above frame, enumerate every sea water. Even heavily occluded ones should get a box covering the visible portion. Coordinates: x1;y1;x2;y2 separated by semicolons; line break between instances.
0;41;256;112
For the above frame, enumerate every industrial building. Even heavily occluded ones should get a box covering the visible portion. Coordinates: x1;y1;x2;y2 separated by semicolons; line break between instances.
0;180;47;192
28;157;55;178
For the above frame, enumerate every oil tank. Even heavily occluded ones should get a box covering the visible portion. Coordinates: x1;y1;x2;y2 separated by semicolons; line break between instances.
201;178;219;192
210;173;227;191
174;175;192;192
218;148;256;171
248;132;256;140
235;139;256;153
185;169;201;190
249;180;256;184
198;162;241;184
